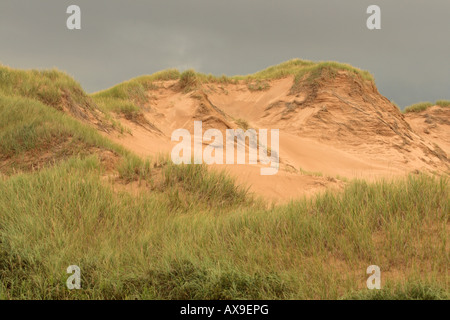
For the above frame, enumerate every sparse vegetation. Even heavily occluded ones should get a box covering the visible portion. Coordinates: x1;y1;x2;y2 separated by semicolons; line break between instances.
404;102;434;113
435;100;450;108
236;59;374;84
179;69;199;92
91;69;180;120
0;64;131;133
247;79;270;91
403;100;450;113
235;118;250;130
93;68;180;101
298;167;323;177
89;59;374;100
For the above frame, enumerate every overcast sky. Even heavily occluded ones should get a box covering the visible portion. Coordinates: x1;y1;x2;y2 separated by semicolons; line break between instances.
0;0;449;108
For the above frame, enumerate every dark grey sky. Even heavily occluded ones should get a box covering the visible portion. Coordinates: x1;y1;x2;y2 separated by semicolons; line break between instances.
0;0;449;108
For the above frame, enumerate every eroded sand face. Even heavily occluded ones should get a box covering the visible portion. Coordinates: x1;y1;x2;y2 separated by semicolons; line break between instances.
102;76;449;202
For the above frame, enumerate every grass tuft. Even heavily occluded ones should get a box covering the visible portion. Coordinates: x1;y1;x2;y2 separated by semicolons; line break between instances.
179;69;199;92
435;99;450;108
404;102;434;113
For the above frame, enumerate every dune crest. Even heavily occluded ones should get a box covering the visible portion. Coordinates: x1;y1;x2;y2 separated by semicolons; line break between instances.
96;64;448;201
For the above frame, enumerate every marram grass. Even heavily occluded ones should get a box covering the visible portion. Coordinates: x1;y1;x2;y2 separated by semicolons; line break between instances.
0;156;448;300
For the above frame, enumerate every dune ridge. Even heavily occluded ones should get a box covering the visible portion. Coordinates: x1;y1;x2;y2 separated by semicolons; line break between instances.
1;60;448;201
89;62;448;201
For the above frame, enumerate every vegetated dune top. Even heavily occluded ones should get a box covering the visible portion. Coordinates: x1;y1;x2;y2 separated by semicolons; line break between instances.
1;60;448;201
0;64;114;132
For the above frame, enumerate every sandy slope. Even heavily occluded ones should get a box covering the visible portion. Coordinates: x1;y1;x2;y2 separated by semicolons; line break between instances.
404;106;450;159
103;75;449;202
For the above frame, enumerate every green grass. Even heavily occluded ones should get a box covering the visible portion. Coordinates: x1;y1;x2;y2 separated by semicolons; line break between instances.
236;59;375;84
92;68;180;100
435;100;450;108
95;97;141;119
0;65;93;111
179;69;199;92
404;100;450;113
0;62;448;300
91;69;180;117
0;94;119;157
1;59;374;111
91;59;374;101
117;156;152;183
0;64;130;133
0;92;146;176
0;157;447;299
404;102;434;113
158;163;253;211
198;59;375;91
86;59;375;124
343;282;449;300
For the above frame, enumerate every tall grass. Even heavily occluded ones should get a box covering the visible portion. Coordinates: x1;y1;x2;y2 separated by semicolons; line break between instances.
343;282;449;300
0;157;447;299
0;95;116;156
179;69;199;92
158;163;252;210
0;64;127;132
0;93;137;175
117;156;152;182
0;65;91;110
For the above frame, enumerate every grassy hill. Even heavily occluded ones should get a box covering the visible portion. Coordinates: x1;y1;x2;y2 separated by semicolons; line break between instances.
0;62;448;300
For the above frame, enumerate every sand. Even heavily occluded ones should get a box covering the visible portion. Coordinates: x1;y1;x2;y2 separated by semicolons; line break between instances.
102;74;449;202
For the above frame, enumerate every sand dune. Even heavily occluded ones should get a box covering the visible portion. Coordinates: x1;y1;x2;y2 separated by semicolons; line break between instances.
102;70;448;202
404;106;450;159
